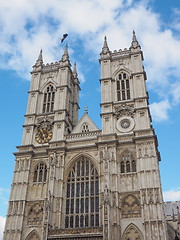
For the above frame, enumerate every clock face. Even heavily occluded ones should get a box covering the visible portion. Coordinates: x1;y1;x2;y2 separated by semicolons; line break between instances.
120;119;130;129
35;126;53;144
116;116;135;133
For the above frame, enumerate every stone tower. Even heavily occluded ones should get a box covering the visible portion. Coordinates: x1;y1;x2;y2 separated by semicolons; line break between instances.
3;32;168;240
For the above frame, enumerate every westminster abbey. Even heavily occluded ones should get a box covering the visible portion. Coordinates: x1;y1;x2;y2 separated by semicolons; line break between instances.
3;32;172;239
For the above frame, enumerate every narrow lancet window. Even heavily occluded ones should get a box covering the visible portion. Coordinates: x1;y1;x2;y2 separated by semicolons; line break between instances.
117;72;130;101
42;85;55;113
33;163;47;183
120;150;136;174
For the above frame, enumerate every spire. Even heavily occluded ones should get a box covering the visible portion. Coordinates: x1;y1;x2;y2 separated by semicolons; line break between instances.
73;62;78;78
130;30;141;50
177;206;180;224
35;49;43;66
62;44;69;61
101;36;110;55
172;208;175;222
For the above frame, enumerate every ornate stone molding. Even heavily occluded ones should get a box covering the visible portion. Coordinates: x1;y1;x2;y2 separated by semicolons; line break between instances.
115;104;135;118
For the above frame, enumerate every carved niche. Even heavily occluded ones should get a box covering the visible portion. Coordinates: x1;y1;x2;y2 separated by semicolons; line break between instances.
121;194;141;219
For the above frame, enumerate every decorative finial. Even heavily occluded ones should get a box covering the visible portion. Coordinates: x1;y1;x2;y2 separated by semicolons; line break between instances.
62;43;69;61
35;49;43;66
130;30;141;50
177;206;180;224
101;35;110;55
64;43;68;55
38;49;42;61
73;62;78;77
85;105;88;113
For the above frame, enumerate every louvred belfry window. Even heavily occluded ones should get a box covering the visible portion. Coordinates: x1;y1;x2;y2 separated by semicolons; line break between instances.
65;158;99;229
42;85;55;113
117;72;130;101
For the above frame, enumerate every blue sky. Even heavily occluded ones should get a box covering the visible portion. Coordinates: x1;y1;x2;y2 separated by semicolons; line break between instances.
0;0;180;238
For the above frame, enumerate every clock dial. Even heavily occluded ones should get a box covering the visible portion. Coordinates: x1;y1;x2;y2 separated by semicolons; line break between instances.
35;126;53;144
120;119;130;129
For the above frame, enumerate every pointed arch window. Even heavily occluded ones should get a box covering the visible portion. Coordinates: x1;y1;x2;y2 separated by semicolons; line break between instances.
81;123;90;132
42;85;55;113
65;157;99;229
120;150;136;174
117;72;130;101
33;163;47;183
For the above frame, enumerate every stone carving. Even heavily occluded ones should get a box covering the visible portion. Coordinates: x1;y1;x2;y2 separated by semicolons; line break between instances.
140;111;145;117
26;128;30;133
121;194;141;218
142;190;146;203
112;192;117;207
26;230;40;240
148;189;153;204
104;184;110;204
103;146;110;173
155;188;159;203
27;202;44;225
104;223;108;240
8;202;13;215
137;142;154;158
36;115;54;128
122;223;143;240
104;117;109;122
115;104;134;117
48;226;103;236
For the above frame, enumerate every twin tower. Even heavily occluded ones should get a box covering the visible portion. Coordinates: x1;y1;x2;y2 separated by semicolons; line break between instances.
3;32;168;240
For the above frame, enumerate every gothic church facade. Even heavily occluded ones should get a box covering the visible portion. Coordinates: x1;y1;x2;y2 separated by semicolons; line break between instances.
3;32;168;240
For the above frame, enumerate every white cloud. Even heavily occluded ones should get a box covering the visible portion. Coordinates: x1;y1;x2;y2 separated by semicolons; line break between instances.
0;0;180;120
171;82;180;105
149;100;171;122
163;189;180;201
0;216;5;240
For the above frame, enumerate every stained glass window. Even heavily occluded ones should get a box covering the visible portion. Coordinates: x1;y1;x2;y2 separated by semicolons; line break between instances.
65;158;99;228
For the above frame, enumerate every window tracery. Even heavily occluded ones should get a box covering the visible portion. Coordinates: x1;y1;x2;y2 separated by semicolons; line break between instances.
42;85;55;113
65;157;99;229
81;123;90;132
122;195;141;219
122;223;143;240
33;163;47;183
120;150;136;174
117;72;130;101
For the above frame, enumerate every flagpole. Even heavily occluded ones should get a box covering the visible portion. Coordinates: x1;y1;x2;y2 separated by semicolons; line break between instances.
58;34;68;61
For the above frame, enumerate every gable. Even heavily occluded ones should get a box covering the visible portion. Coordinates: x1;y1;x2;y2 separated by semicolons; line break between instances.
71;112;99;134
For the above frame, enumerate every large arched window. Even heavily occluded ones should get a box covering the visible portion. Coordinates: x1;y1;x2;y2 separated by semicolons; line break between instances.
65;157;99;229
117;72;130;101
33;163;47;183
120;150;136;174
42;85;55;113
